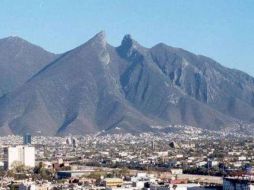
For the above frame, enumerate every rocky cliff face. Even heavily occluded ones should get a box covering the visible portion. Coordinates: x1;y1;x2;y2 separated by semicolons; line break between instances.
0;32;254;135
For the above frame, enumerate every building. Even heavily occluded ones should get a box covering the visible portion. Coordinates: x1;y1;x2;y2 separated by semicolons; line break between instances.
57;169;95;179
66;136;79;147
0;161;4;168
23;133;32;145
4;145;35;170
102;178;123;188
207;160;219;167
149;184;170;190
170;169;183;175
223;177;254;190
19;182;51;190
19;182;36;190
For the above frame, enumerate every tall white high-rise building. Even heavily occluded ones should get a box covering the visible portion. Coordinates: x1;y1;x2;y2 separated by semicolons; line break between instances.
4;145;35;170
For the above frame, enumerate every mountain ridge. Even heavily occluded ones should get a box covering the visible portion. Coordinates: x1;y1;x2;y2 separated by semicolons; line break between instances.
0;32;253;136
0;35;58;97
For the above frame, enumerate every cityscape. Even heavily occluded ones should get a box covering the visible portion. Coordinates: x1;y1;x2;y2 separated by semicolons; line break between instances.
1;129;254;189
1;0;254;189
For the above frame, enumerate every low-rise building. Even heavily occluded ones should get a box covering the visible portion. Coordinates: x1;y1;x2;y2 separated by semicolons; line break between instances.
102;178;123;188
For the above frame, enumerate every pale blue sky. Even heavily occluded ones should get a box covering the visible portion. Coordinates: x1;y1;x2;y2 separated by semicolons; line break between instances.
0;0;254;75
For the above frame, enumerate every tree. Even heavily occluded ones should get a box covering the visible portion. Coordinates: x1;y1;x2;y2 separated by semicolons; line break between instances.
87;171;106;180
11;161;26;173
33;162;54;180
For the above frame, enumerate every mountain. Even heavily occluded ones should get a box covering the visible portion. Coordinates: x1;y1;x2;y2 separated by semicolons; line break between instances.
0;36;58;97
0;32;254;135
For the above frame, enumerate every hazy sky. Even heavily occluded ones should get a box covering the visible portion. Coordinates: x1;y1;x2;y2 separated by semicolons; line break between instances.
0;0;254;75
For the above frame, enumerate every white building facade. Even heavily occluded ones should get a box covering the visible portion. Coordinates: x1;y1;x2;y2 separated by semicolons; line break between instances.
4;145;35;169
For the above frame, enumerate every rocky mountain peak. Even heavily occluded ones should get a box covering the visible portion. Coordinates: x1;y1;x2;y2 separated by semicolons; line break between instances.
0;36;31;49
117;34;144;61
120;34;141;50
85;31;107;49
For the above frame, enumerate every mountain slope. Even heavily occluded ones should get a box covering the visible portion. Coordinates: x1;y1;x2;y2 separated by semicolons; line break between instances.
150;43;254;123
0;36;58;97
0;32;254;135
116;35;236;130
0;32;156;135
